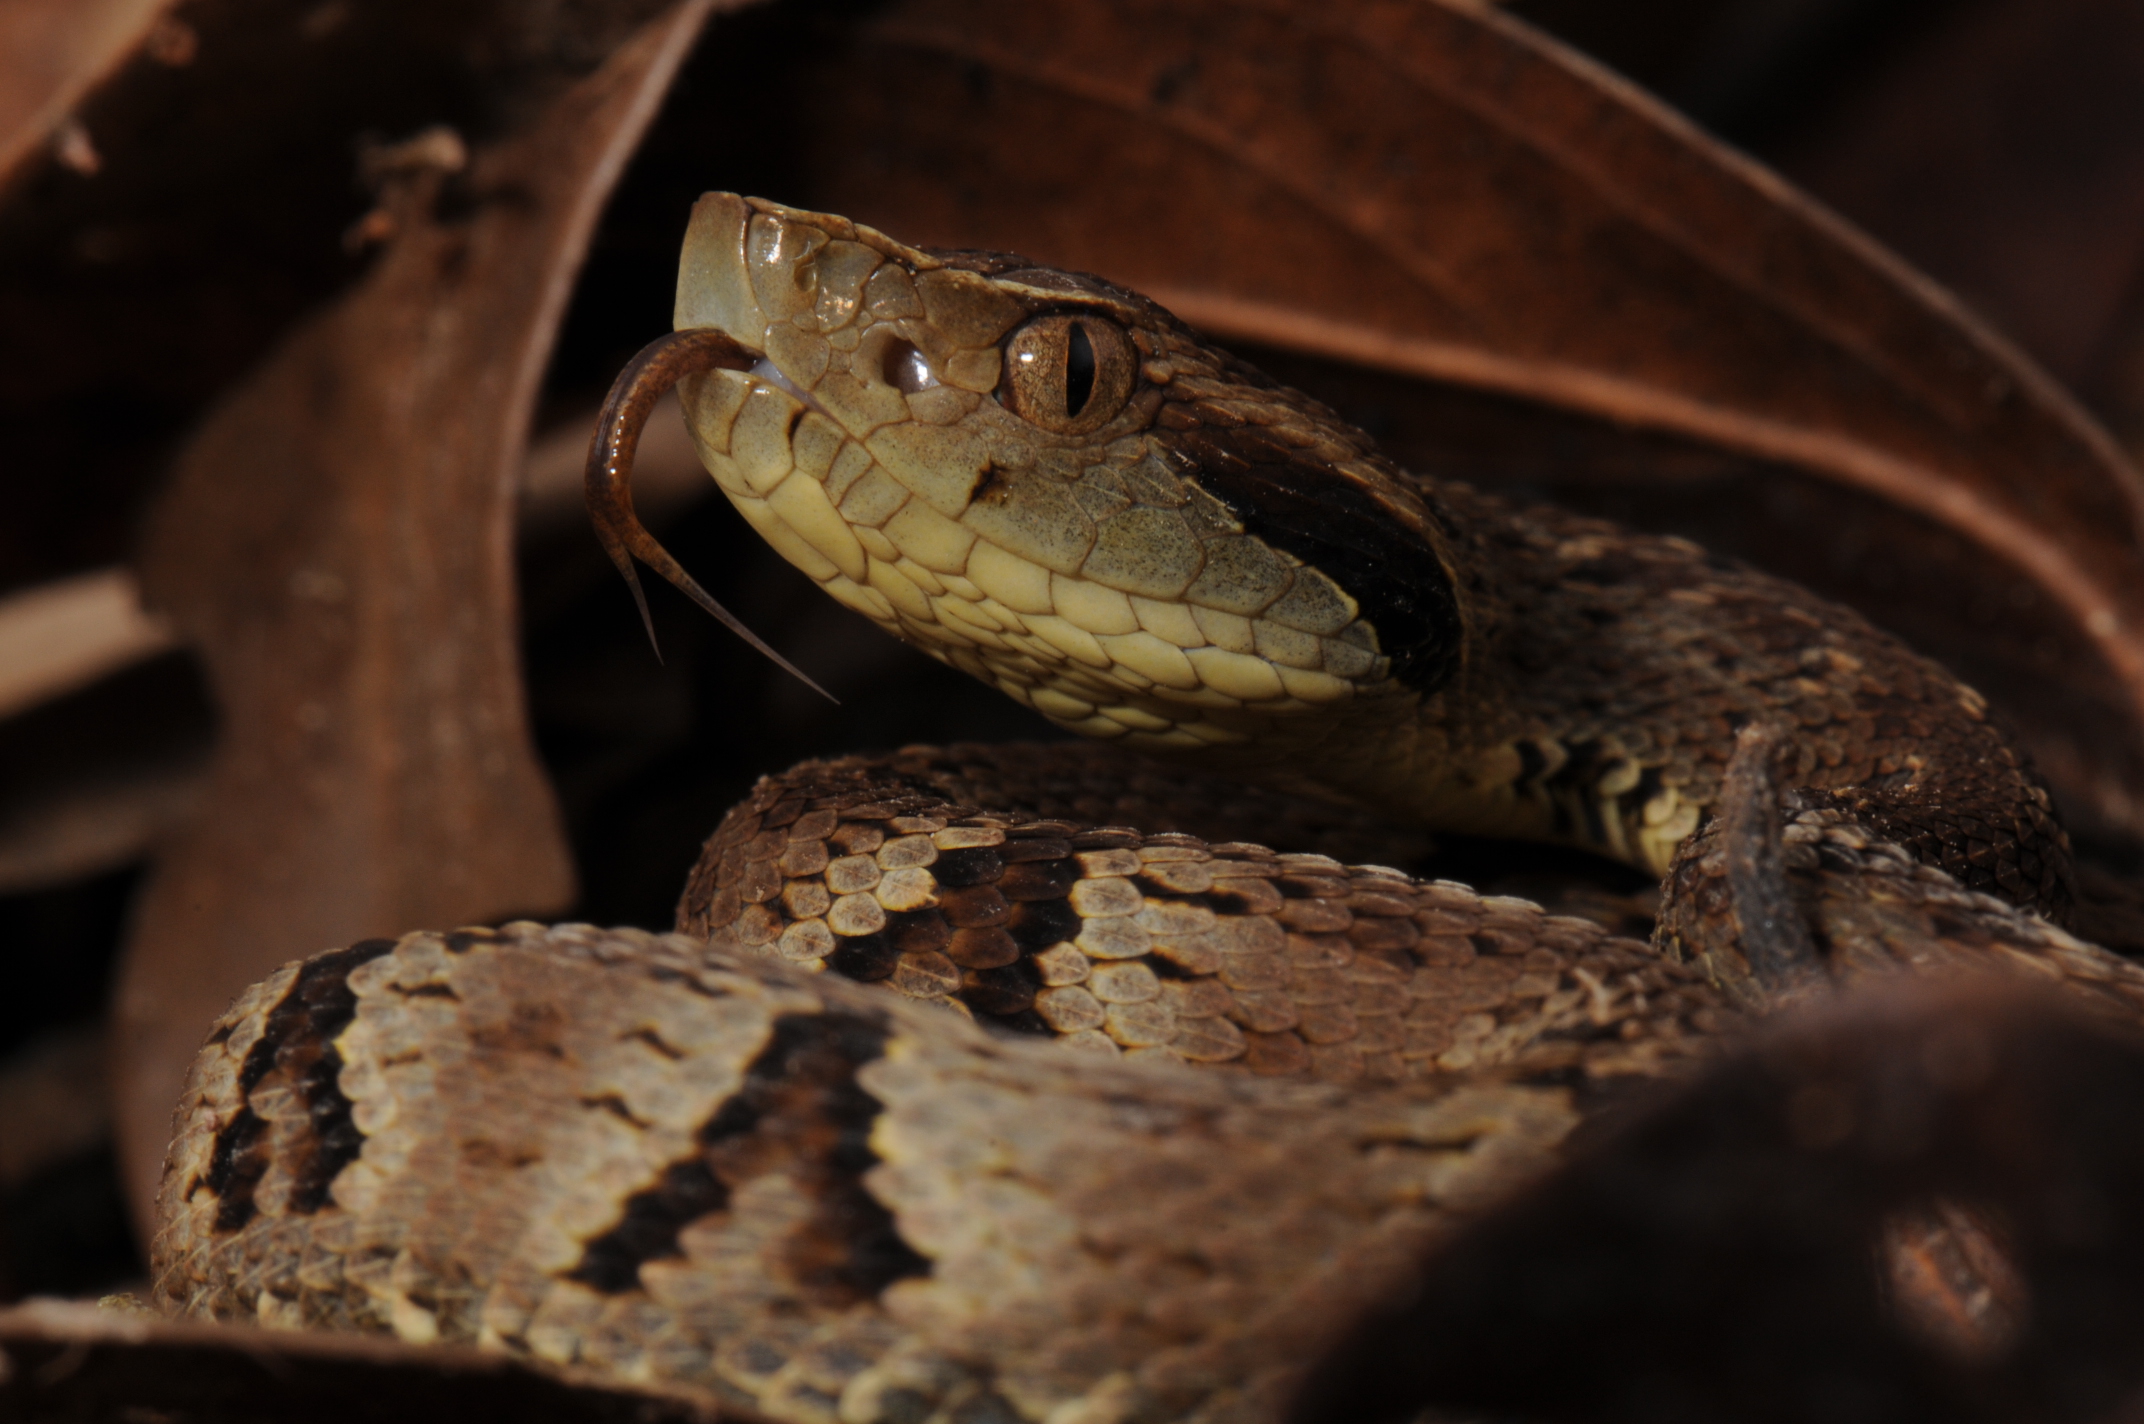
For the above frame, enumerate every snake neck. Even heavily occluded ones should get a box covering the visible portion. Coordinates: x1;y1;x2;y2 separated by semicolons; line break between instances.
640;194;2069;914
1264;477;2063;898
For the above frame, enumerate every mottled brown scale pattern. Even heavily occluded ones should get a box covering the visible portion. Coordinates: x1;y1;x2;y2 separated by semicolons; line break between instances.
677;753;1733;1086
1659;795;2144;1018
157;923;1607;1424
1412;482;2074;914
148;196;2140;1420
660;195;2072;923
1151;376;2069;905
153;794;2140;1423
185;937;399;1237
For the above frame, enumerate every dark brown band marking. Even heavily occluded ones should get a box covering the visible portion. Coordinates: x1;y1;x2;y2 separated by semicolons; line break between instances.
199;937;398;1232
585;327;833;701
566;1012;928;1302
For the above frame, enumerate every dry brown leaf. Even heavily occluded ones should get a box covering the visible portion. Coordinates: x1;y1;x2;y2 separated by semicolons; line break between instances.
107;0;727;1230
1777;0;2144;398
0;568;172;722
1767;0;2144;544
710;0;2144;837
0;0;179;191
5;0;2131;1285
1295;983;2144;1424
0;1298;730;1422
0;1025;106;1192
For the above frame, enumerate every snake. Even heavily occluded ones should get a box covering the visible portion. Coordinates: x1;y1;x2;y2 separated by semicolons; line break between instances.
146;195;2144;1422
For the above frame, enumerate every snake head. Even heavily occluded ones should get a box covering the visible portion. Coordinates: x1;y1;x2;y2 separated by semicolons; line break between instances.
668;192;1463;755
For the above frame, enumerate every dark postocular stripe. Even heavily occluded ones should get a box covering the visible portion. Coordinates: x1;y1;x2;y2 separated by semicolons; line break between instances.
566;1012;928;1302
198;936;398;1232
1172;424;1461;694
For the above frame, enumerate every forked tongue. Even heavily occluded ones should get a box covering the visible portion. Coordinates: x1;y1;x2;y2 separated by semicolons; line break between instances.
583;328;836;703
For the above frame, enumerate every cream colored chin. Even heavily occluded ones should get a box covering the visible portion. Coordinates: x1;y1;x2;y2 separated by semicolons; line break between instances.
676;369;1381;750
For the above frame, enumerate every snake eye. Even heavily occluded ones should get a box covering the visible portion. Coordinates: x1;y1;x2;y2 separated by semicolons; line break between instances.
1000;313;1135;434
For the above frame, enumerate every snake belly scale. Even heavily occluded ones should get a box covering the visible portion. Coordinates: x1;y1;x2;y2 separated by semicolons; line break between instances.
150;194;2138;1421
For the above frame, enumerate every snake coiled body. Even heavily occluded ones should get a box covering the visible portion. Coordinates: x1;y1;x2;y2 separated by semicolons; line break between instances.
148;196;2132;1421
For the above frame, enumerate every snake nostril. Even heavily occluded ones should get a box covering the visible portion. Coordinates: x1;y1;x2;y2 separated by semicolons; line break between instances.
883;340;938;394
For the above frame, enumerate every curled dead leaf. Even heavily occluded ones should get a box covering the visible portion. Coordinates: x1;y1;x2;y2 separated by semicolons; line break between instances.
0;1298;732;1423
108;0;727;1233
675;0;2144;837
1295;982;2144;1424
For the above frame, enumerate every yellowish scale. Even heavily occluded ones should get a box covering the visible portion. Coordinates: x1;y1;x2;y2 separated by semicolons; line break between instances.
1457;735;1701;878
689;377;1357;746
673;195;1378;754
667;193;1694;877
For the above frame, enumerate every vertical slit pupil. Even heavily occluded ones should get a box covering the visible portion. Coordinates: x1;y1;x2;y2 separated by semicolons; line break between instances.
1065;322;1096;418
